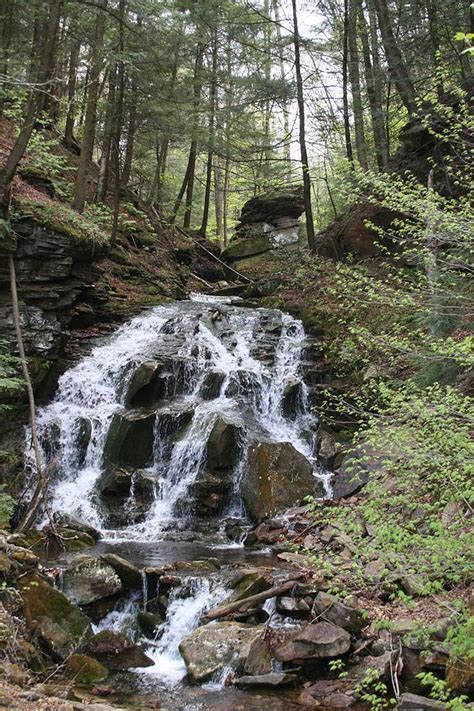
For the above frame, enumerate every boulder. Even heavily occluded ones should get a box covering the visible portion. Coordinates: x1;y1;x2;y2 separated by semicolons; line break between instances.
239;187;305;224
22;575;91;660
276;596;311;617
312;592;365;634
317;428;341;468
178;622;263;683
235;672;297;688
125;361;161;406
222;234;273;262
100;553;142;589
66;654;108;684
226;570;272;604
242;442;316;521
243;635;274;676
299;680;355;708
189;469;232;516
397;693;445;710
62;557;123;605
137;611;163;638
52;513;101;541
206;418;241;471
83;630;154;670
281;378;304;420
199;370;226;400
275;621;351;662
103;409;156;468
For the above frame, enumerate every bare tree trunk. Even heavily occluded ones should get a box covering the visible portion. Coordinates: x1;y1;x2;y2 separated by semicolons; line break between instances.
73;0;107;212
348;0;368;170
9;255;47;533
291;0;316;251
358;0;388;170
96;63;117;203
0;0;15;116
111;0;126;246
342;0;354;166
64;29;81;147
373;0;417;115
199;32;218;237
182;44;204;230
214;156;224;242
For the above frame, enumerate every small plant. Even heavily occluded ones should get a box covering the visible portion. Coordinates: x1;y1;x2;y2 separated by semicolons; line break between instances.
0;485;15;529
417;672;469;710
328;658;348;678
354;667;395;710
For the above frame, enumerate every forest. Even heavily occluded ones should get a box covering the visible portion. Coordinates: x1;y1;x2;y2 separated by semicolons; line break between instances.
0;0;472;709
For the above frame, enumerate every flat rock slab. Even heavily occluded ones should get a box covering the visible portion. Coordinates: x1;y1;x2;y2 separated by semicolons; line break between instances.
179;622;263;683
235;672;298;688
275;621;351;662
397;693;446;710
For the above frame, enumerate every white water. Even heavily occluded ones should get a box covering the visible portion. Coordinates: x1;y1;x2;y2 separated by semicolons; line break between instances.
28;294;327;687
31;294;327;537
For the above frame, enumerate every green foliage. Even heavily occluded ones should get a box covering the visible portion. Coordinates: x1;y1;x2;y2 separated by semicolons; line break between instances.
416;672;469;710
354;667;395;710
0;485;15;529
0;341;22;412
22;130;72;200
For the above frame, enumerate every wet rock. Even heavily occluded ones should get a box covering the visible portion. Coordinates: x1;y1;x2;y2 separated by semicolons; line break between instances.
276;596;311;617
243;635;274;676
53;513;101;541
397;693;445;710
83;630;154;670
189;469;232;516
242;442;316;521
226;570;273;604
62;557;123;606
281;377;303;419
75;417;92;467
179;622;263;683
312;592;365;634
99;468;133;497
299;680;355;708
137;611;163;638
125;360;171;406
100;553;142;589
66;654;108;684
275;621;351;662
103;409;156;468
22;575;92;660
235;672;297;688
206;417;241;471
251;520;286;545
317;427;341;468
173;559;220;573
199;370;225;400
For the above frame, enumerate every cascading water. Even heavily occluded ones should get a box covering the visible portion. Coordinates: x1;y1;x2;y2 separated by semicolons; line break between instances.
27;294;329;691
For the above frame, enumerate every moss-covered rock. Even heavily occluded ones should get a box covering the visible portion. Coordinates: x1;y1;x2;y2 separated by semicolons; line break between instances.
241;441;318;521
62;557;123;606
222;235;273;261
83;630;154;670
21;575;91;660
66;653;108;684
102;408;156;468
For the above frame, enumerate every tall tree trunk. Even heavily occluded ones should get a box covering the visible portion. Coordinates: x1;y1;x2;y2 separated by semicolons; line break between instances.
199;32;218;237
262;0;272;185
96;63;117;203
0;0;63;215
121;75;138;187
73;0;107;212
291;0;316;251
182;43;204;229
358;0;388;170
348;0;368;170
0;0;15;116
373;0;417;115
64;29;81;147
214;156;224;242
111;0;126;246
342;0;354;166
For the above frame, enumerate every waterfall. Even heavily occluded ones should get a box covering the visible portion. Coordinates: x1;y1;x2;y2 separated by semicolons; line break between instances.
31;294;327;537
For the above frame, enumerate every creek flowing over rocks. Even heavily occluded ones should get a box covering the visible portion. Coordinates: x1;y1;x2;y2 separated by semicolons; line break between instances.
22;293;336;708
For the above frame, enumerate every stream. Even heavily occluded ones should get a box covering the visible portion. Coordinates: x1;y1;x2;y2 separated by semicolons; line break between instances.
29;293;329;709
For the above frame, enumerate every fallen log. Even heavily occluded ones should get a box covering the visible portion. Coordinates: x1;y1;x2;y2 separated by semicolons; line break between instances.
203;575;305;622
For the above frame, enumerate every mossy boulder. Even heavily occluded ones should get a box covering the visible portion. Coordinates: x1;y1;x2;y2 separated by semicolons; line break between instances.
62;556;123;606
125;361;162;406
100;553;142;589
83;630;154;670
226;570;272;604
21;575;92;660
103;408;156;468
66;654;108;684
222;235;273;261
241;441;317;521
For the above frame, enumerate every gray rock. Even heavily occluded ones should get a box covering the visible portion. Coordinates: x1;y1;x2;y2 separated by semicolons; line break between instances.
53;513;101;541
125;361;161;406
275;621;351;662
276;596;311;617
226;570;272;604
83;630;154;670
199;370;226;400
242;441;317;522
312;592;365;634
235;672;297;688
100;553;142;589
299;680;355;708
206;417;241;471
62;557;123;605
397;693;446;710
243;635;274;676
103;409;156;468
137;611;162;638
178;622;263;683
